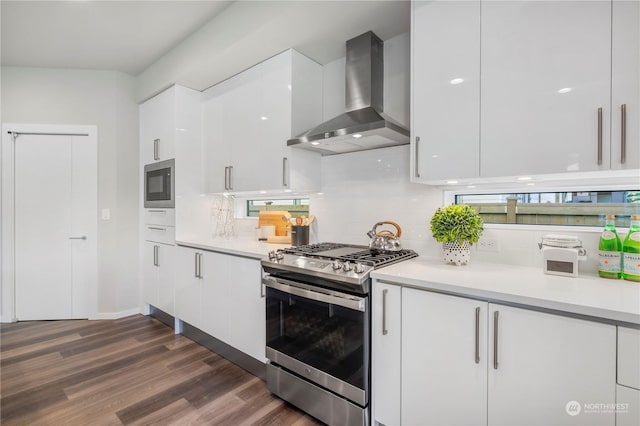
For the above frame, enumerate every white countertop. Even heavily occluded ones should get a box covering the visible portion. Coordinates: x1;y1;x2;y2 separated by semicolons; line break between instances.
372;257;640;326
175;236;285;260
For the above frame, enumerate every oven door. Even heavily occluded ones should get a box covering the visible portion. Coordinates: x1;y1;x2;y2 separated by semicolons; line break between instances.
144;159;174;208
264;275;369;407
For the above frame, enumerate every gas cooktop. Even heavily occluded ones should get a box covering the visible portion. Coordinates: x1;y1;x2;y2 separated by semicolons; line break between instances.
280;242;418;268
262;242;418;289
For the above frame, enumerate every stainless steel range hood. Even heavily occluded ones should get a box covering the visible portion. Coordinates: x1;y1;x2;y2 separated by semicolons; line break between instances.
288;31;409;155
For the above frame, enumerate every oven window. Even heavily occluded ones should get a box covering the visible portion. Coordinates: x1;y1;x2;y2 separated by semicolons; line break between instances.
146;168;171;201
266;287;368;390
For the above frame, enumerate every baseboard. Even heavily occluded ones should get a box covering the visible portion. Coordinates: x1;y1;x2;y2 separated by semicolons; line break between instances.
181;321;267;380
90;307;142;320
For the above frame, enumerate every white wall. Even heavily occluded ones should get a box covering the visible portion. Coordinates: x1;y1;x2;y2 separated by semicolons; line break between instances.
1;66;140;318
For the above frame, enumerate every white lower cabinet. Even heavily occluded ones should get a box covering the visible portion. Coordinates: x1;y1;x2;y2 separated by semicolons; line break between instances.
617;385;640;426
174;246;265;362
174;247;202;327
142;241;175;315
372;281;618;426
372;283;402;426
487;304;616;426
402;288;487;426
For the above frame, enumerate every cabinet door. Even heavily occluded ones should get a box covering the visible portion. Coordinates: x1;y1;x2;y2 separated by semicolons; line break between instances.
611;0;640;169
199;251;230;344
372;282;402;426
481;1;612;177
139;87;174;164
226;256;265;361
402;288;487;426
617;385;640;426
156;244;175;316
412;0;480;182
142;242;158;307
488;304;616;426
174;247;202;328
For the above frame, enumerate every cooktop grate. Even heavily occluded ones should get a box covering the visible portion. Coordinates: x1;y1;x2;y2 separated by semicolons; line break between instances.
282;242;418;268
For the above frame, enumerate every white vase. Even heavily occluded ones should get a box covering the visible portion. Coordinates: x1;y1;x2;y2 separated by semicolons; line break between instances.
442;241;471;265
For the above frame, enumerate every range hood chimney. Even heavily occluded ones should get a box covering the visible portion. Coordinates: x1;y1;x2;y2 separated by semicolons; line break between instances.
287;31;409;155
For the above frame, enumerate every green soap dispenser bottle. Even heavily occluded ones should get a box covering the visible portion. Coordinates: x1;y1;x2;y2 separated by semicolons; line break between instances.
598;214;622;279
622;214;640;282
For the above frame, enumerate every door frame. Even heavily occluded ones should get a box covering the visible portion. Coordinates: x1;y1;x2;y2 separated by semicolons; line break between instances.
1;123;98;322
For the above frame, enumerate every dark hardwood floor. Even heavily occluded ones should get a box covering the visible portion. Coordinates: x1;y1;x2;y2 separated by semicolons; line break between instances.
0;314;322;425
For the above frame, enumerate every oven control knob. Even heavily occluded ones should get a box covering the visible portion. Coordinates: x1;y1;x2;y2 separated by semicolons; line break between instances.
332;260;342;270
354;263;365;274
275;251;285;261
342;261;353;272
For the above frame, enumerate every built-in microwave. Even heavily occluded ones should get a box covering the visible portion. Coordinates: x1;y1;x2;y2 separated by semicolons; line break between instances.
144;159;175;208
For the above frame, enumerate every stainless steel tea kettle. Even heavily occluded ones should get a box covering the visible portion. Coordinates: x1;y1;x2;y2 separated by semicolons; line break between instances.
367;221;403;253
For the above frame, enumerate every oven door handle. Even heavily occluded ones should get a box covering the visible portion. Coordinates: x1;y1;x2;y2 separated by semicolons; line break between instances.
262;276;366;312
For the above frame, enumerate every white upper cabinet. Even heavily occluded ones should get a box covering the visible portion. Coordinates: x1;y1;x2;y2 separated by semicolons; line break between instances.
202;49;322;194
412;0;480;182
140;86;174;165
481;0;612;177
612;0;640;169
411;0;638;184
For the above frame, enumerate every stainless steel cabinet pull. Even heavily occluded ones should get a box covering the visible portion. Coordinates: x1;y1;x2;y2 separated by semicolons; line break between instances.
153;245;159;266
621;104;627;164
194;253;200;278
224;166;229;190
228;166;233;190
382;289;389;335
68;236;87;240
475;307;480;364
597;108;603;165
148;209;166;213
414;136;421;178
147;227;166;231
282;157;289;187
493;311;499;370
153;139;160;161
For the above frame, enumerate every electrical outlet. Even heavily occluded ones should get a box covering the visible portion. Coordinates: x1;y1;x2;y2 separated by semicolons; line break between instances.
477;238;500;252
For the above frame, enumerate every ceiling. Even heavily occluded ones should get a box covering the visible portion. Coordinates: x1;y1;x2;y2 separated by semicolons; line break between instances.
1;0;411;77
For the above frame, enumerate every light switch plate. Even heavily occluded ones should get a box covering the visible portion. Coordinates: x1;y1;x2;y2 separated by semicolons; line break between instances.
101;208;110;220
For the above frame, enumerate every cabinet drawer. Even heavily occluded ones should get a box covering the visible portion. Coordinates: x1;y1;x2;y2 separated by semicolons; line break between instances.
618;327;640;390
144;208;175;226
144;224;175;245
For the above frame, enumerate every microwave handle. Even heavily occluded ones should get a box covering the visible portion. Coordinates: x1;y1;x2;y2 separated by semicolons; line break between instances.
262;276;366;312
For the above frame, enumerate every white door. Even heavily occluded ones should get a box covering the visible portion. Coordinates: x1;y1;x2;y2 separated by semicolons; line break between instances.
13;131;96;320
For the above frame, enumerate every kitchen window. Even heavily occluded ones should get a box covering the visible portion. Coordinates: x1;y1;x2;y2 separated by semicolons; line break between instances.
454;190;640;227
246;198;309;218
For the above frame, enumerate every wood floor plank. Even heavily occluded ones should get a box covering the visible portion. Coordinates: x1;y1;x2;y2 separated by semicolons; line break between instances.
0;315;323;426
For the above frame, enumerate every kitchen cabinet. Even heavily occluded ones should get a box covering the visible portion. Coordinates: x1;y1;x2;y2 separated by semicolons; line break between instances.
202;49;322;194
174;246;266;362
372;281;617;426
140;85;199;165
411;0;480;182
402;288;487;426
142;241;175;316
481;1;612;177
617;327;640;390
411;0;639;184
617;385;640;426
174;246;202;328
612;0;640;170
487;304;616;426
371;283;402;426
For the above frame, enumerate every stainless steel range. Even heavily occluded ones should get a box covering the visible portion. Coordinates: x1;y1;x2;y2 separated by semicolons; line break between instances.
262;243;418;425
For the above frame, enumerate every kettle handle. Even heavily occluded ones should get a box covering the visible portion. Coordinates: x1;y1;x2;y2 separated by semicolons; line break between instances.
374;221;402;238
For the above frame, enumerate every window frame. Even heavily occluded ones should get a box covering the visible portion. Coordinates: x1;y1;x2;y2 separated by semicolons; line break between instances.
444;183;638;233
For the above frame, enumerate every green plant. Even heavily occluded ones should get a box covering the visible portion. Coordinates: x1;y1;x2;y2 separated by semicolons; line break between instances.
430;204;484;245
